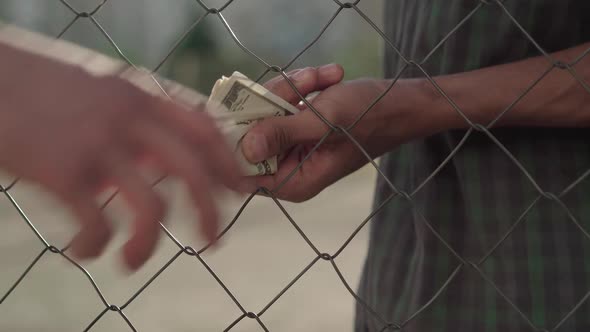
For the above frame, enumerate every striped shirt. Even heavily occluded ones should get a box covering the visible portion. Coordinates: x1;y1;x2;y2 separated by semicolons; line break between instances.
355;1;590;331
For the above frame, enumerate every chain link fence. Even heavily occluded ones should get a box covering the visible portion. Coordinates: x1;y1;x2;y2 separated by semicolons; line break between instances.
1;0;590;331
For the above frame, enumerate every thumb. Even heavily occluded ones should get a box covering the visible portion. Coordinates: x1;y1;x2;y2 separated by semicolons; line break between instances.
241;111;326;163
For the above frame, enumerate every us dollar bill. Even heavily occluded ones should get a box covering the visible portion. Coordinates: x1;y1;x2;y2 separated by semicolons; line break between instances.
0;23;295;177
206;71;299;176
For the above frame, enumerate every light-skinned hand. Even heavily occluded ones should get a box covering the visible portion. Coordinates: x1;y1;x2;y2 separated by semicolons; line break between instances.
0;43;248;270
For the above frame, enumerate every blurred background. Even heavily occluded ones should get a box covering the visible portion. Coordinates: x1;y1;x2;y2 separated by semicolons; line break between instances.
0;0;383;91
0;0;382;331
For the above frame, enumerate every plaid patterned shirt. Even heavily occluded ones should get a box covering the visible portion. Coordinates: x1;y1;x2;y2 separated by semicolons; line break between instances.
355;1;590;331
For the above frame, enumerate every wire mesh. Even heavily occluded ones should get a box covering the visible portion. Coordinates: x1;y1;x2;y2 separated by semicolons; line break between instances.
1;0;590;331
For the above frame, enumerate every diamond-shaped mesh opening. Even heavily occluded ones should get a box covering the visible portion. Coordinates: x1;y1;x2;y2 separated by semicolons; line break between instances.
122;253;245;332
0;0;73;36
5;182;78;248
403;130;542;261
283;3;385;81
198;196;320;309
0;249;109;330
478;196;590;329
1;0;590;330
260;258;366;332
278;164;375;254
91;0;208;71
56;10;134;65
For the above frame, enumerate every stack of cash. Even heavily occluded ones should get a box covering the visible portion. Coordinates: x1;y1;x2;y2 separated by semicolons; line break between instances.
206;72;299;176
0;23;297;176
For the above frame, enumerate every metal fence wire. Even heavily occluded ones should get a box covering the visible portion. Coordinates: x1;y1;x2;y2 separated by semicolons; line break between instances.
1;0;590;331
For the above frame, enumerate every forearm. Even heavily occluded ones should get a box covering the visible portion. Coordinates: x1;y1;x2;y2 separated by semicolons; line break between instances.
0;43;25;91
0;42;59;100
385;43;590;135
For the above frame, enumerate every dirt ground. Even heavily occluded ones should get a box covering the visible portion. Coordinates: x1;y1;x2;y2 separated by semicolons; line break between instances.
0;164;377;331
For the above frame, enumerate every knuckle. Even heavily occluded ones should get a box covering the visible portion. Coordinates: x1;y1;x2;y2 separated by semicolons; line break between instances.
273;125;291;151
264;75;286;90
294;67;317;85
311;100;339;128
300;66;316;76
285;68;301;77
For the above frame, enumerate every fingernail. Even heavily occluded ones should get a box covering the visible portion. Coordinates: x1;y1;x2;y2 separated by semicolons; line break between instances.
319;64;341;78
243;133;268;163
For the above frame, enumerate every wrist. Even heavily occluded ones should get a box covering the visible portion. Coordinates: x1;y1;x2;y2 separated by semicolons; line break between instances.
411;77;469;133
374;77;461;143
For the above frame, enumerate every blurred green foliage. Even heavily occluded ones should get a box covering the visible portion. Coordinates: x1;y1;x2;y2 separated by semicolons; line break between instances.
164;24;382;94
0;3;382;95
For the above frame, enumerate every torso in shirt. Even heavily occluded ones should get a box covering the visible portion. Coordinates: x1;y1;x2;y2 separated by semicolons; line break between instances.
356;1;590;331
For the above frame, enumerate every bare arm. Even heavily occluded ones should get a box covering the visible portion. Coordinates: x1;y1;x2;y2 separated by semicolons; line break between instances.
0;41;245;269
238;44;590;202
386;42;590;135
